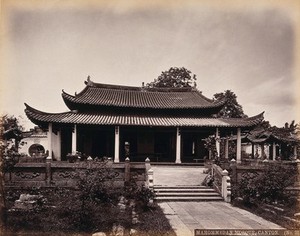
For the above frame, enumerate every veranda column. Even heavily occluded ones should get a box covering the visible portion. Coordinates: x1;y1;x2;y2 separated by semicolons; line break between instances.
72;124;77;154
294;145;298;159
272;142;276;160
57;129;61;161
225;137;229;159
260;144;265;159
176;127;181;163
48;123;53;159
114;126;120;163
236;128;241;164
216;128;220;157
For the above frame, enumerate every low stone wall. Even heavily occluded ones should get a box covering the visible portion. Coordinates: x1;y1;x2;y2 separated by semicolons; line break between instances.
4;159;146;189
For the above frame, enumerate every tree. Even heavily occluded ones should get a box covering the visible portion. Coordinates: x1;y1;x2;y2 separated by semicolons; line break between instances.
146;67;197;88
0;116;5;232
2;115;24;151
0;115;24;232
213;90;246;118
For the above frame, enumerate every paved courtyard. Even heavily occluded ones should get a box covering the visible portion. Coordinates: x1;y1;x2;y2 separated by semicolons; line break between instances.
152;165;207;186
158;201;283;236
152;166;283;236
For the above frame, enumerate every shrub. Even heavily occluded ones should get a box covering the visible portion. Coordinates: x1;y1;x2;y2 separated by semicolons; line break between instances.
234;163;297;205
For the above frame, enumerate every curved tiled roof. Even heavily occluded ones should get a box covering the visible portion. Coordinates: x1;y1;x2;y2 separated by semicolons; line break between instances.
24;103;264;128
62;79;224;110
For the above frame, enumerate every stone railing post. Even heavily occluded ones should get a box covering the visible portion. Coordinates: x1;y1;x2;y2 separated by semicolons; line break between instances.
221;169;231;202
230;158;237;186
296;161;300;187
87;156;93;169
107;157;113;167
145;157;151;172
148;169;154;191
45;156;52;186
145;158;151;187
125;157;130;184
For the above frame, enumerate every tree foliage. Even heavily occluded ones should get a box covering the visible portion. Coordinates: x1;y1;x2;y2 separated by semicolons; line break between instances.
146;67;197;88
1;115;25;231
2;115;24;150
234;163;297;205
213;90;246;118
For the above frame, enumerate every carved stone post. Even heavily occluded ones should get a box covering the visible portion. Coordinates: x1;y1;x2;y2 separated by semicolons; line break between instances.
148;169;154;191
45;156;52;186
145;157;151;173
125;157;130;184
230;159;237;186
236;128;241;164
221;169;231;202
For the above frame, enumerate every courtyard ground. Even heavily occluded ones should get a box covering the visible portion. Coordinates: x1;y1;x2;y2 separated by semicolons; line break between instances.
152;165;283;236
159;201;283;236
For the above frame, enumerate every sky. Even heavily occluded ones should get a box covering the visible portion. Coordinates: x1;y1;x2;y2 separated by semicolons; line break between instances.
1;0;300;130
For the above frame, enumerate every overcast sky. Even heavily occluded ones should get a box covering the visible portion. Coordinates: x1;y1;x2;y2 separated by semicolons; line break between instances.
1;1;299;130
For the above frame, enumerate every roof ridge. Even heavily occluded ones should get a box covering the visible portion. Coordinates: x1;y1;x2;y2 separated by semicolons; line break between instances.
84;76;200;93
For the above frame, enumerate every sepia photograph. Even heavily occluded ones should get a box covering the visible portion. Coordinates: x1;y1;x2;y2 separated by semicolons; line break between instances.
1;0;300;235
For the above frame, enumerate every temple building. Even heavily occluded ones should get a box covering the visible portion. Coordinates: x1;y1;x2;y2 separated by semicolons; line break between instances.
24;77;264;163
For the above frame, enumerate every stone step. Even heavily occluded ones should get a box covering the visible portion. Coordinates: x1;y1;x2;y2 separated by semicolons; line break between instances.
155;192;220;197
155;196;224;201
154;188;216;193
153;185;223;201
154;185;209;189
151;163;204;167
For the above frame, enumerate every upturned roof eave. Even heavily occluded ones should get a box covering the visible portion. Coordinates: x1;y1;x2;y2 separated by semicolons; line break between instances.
24;104;264;128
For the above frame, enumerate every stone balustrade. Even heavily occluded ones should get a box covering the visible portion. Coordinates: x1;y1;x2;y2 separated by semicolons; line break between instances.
4;158;147;189
212;164;231;203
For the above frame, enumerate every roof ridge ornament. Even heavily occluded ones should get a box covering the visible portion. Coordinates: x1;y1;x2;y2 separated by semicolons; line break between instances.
85;75;94;87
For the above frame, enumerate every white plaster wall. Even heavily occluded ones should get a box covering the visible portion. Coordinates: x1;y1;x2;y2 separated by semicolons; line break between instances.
242;144;270;158
19;136;49;156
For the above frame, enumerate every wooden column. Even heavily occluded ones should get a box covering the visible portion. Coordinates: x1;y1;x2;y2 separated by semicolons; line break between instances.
294;145;298;159
176;127;181;163
48;123;53;159
216;128;220;157
114;126;120;163
261;144;265;159
225;137;229;159
57;130;61;161
272;142;276;160
71;124;77;154
236;128;241;164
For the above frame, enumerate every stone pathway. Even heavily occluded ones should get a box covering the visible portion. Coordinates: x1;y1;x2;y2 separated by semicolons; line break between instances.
158;201;283;236
152;166;282;235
